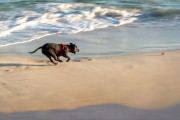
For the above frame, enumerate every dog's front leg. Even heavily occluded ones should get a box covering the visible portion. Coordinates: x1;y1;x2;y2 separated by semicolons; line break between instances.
63;52;70;62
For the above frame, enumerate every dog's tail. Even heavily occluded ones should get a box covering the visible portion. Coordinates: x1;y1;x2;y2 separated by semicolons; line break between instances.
28;46;42;54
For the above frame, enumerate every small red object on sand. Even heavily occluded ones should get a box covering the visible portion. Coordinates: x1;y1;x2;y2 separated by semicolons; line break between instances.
161;52;165;56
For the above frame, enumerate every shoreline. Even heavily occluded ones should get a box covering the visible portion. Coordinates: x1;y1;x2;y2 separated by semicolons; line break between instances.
1;25;180;60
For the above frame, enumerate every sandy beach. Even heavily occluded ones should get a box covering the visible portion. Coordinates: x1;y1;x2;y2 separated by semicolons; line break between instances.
0;49;180;113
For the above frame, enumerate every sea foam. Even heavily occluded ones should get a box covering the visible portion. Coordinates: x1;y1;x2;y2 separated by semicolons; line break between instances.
0;3;139;47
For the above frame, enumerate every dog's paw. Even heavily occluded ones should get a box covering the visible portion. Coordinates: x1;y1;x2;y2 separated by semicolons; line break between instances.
53;62;58;65
59;60;63;62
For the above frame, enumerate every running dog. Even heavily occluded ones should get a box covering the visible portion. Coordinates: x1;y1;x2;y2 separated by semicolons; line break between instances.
29;43;79;65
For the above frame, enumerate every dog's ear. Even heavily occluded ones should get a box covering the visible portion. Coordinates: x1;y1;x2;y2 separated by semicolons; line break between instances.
70;43;74;45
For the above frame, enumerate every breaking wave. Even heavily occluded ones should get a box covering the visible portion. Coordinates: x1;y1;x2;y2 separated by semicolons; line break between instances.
0;3;139;47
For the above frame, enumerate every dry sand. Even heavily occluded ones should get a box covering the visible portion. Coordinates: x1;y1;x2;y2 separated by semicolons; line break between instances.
0;50;180;113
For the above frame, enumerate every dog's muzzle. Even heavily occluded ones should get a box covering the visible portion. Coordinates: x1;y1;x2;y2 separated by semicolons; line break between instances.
75;49;79;54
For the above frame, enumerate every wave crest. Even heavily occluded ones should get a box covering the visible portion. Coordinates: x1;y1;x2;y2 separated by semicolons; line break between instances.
0;3;139;47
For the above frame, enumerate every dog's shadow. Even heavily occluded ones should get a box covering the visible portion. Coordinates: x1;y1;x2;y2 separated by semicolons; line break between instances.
0;63;50;67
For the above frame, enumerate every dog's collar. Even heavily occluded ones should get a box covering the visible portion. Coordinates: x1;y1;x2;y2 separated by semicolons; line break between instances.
59;44;67;56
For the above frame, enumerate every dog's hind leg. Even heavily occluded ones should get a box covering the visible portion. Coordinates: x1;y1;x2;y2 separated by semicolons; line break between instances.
42;50;57;65
49;49;59;62
47;55;58;65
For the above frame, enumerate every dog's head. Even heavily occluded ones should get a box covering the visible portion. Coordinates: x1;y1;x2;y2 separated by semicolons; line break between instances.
70;43;79;54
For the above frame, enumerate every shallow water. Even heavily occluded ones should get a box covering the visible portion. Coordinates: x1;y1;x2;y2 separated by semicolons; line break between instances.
0;25;179;59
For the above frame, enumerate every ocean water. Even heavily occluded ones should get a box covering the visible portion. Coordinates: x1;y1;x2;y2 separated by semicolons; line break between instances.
0;0;179;49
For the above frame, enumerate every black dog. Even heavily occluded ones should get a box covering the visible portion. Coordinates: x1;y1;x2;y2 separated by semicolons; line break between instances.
29;43;79;65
